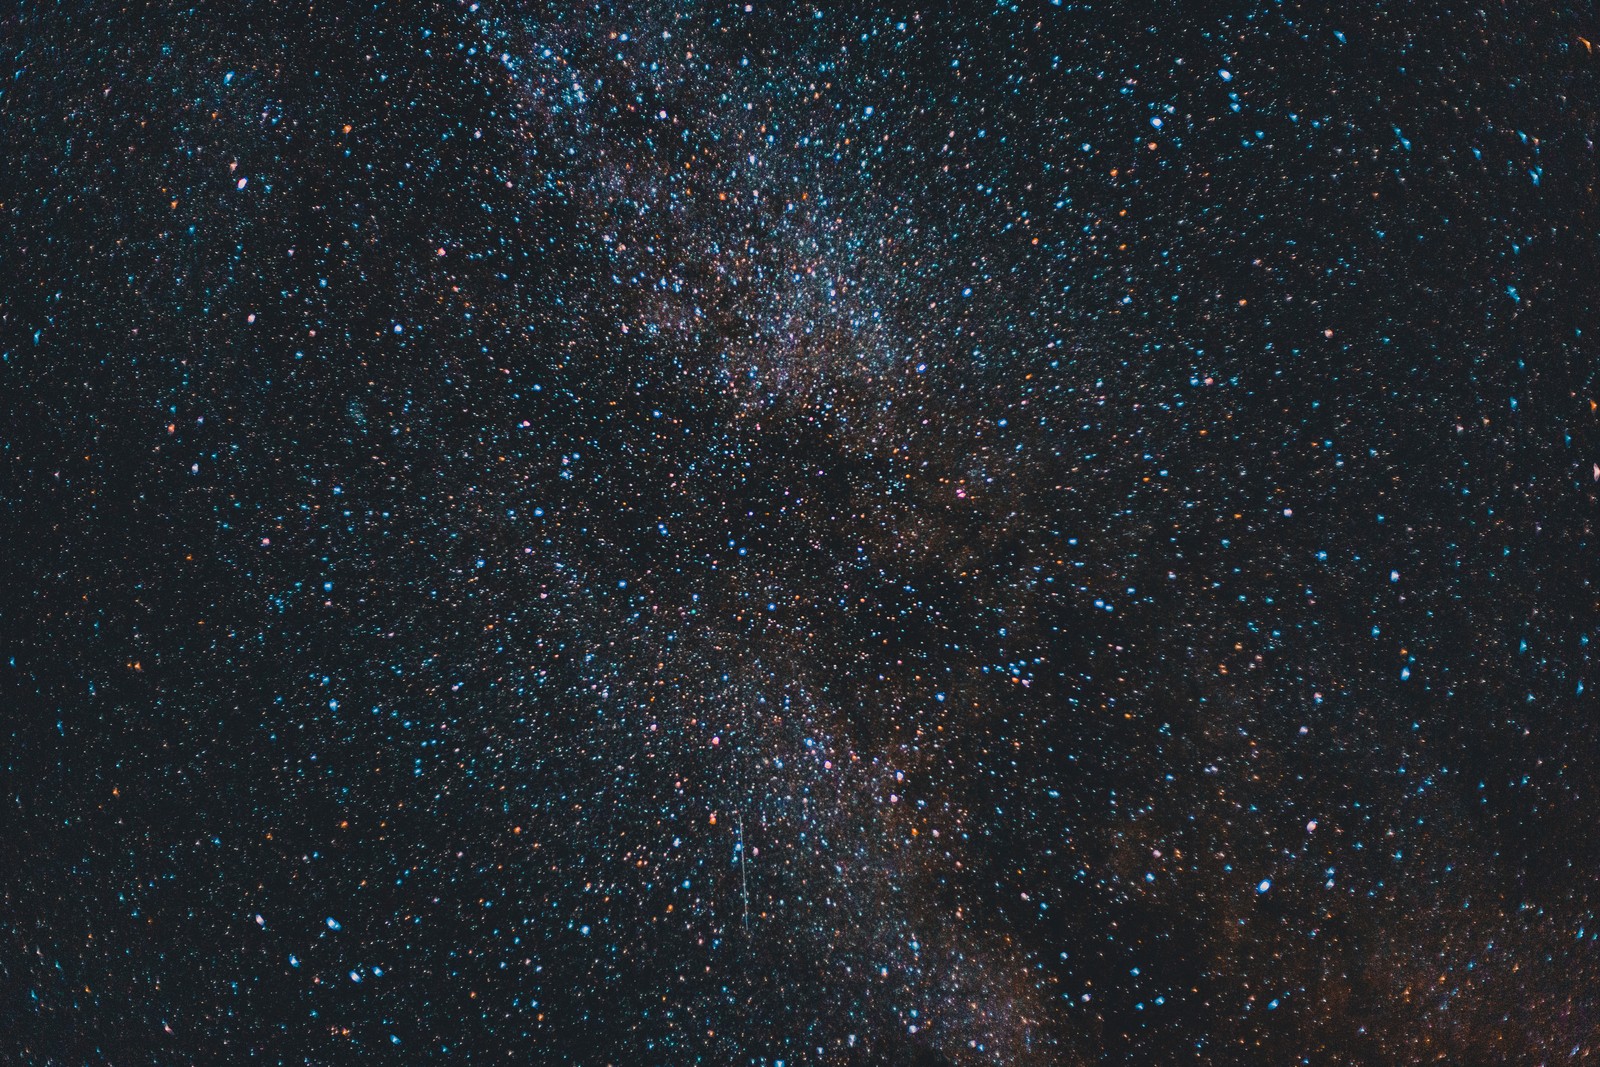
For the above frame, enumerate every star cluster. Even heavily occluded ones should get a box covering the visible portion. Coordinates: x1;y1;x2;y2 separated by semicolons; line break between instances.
5;3;1600;1064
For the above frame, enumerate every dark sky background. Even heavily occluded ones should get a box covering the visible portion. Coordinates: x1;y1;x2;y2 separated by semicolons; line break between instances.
5;2;1600;1064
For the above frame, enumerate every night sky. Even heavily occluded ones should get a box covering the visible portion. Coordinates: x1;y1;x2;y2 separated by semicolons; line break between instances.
5;3;1600;1064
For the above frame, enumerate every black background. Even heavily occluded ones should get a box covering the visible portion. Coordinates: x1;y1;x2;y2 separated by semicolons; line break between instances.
5;2;1599;1064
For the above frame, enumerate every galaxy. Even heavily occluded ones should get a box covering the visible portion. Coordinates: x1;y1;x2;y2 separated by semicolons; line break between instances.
5;2;1600;1064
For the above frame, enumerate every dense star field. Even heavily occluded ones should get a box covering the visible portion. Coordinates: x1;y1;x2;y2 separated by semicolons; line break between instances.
5;2;1600;1064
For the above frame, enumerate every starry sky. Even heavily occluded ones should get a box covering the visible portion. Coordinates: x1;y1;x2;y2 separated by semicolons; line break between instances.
5;2;1600;1064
